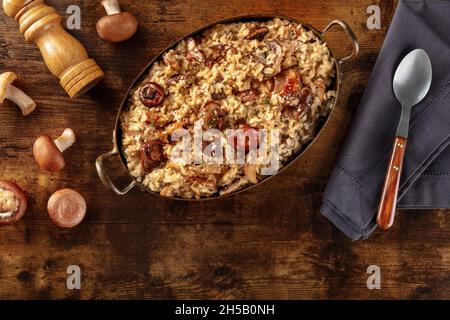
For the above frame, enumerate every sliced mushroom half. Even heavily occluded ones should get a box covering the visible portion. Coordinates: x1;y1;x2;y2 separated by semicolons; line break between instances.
263;41;283;76
0;181;27;225
246;27;269;41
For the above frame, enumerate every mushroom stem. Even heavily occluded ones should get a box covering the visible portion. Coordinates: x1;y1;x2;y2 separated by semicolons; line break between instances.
6;85;36;116
101;0;122;15
54;129;76;153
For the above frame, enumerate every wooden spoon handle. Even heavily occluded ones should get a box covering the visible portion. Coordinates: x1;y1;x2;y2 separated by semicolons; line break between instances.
377;136;407;230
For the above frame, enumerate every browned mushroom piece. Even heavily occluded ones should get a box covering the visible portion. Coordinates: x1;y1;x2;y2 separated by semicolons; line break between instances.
47;189;86;228
140;82;165;108
204;44;227;67
313;78;326;101
290;87;313;119
166;74;183;86
219;178;249;196
141;140;167;172
0;71;36;116
201;101;227;130
228;124;260;154
263;41;283;76
274;67;305;109
211;91;227;101
274;68;302;96
96;0;138;42
246;27;269;40
237;89;261;103
166;74;196;89
33;128;76;172
0;180;27;225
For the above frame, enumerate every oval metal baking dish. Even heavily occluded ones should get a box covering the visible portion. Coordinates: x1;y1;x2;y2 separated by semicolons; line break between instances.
96;15;359;200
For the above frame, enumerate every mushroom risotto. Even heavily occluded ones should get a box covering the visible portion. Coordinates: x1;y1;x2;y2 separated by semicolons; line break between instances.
120;18;336;198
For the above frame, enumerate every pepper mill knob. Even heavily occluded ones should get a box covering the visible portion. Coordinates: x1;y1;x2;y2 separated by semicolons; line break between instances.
2;0;105;98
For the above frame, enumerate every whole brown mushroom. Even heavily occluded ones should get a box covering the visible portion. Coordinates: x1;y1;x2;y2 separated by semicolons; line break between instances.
0;180;27;225
47;189;86;228
96;0;138;42
33;128;76;172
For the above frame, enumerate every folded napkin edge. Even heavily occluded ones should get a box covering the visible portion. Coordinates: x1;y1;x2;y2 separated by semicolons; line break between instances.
320;199;377;240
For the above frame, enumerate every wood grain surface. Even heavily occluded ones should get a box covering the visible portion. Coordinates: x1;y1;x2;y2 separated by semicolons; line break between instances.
1;0;450;300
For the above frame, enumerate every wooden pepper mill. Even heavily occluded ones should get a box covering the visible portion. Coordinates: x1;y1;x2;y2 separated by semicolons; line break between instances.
2;0;105;98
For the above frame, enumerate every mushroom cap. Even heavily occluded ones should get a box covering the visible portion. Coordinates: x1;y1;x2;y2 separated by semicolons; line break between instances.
33;135;65;172
47;189;86;228
0;71;17;103
0;180;27;225
96;12;138;42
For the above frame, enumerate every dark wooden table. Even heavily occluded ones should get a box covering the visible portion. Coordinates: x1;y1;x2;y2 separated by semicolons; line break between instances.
1;0;449;300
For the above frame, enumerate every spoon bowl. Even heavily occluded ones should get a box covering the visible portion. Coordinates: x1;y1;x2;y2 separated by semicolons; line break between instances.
393;49;432;108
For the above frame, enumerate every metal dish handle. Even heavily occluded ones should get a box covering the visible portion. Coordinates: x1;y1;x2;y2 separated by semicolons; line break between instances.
321;19;359;64
96;147;137;196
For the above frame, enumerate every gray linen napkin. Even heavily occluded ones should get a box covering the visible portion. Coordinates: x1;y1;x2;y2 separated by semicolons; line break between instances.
320;0;450;240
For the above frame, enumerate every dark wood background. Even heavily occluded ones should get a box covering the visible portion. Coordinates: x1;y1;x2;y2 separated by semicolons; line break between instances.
1;0;449;300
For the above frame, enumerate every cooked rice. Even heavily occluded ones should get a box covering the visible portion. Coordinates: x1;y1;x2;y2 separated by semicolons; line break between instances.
120;18;336;198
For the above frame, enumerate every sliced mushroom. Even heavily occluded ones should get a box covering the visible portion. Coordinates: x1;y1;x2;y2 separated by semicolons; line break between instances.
47;189;86;228
229;125;260;154
201;101;227;130
33;128;76;172
237;89;260;103
290;87;313;119
191;164;227;176
263;41;283;76
0;180;27;225
246;27;269;40
166;74;195;88
274;68;302;96
204;44;227;67
313;78;326;102
166;74;183;86
213;75;224;85
146;111;174;129
0;71;36;116
96;0;138;42
211;91;227;101
274;67;308;111
141;140;167;172
139;82;165;108
189;174;217;188
219;178;249;196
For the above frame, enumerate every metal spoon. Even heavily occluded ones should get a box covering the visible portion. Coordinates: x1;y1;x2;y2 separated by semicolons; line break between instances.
377;49;432;230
